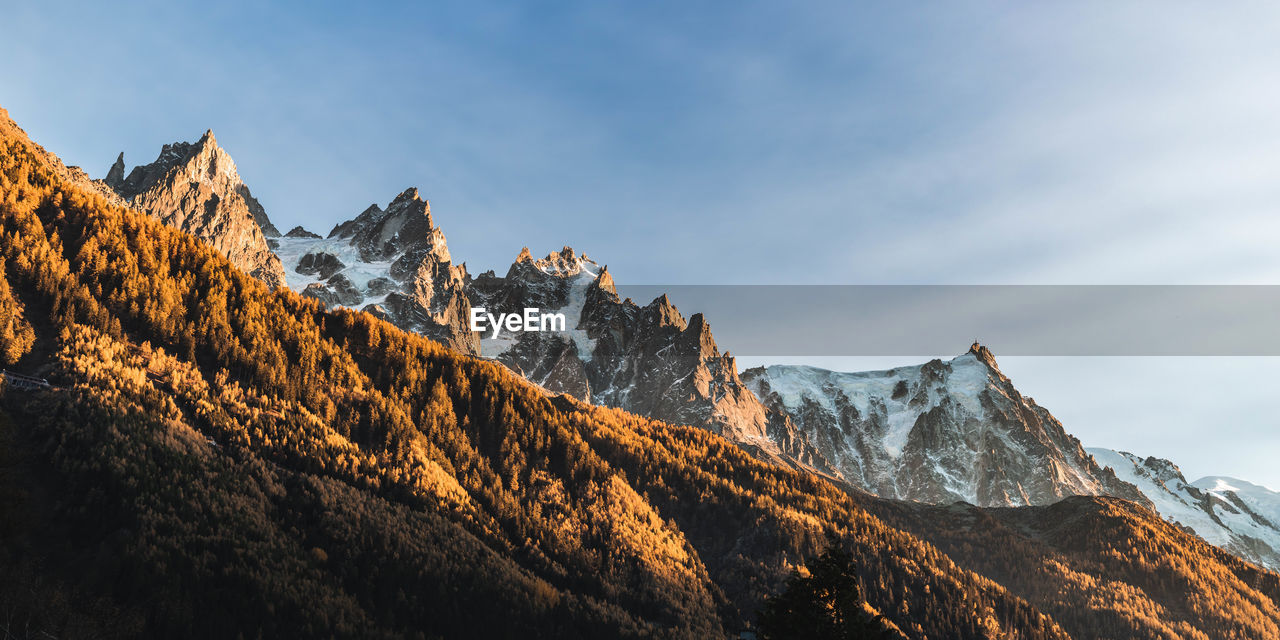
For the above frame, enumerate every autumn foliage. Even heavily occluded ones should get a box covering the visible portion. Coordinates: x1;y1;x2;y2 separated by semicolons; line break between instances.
0;108;1277;639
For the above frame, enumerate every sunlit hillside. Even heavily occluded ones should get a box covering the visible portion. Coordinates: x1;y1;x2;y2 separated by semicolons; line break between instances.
1;108;1278;639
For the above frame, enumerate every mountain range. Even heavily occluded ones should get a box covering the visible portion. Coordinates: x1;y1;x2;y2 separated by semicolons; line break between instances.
97;129;1280;572
3;111;1279;638
270;186;832;474
128;128;1280;573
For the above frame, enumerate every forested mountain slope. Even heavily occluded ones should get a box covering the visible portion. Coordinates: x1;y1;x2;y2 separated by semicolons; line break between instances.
1;107;1278;639
862;495;1280;640
0;106;1060;639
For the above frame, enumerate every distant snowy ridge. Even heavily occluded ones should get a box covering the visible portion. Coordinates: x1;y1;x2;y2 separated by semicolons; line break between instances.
1194;475;1280;529
1088;448;1280;570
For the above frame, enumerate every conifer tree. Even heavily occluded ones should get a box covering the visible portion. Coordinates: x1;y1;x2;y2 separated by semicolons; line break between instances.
758;546;900;640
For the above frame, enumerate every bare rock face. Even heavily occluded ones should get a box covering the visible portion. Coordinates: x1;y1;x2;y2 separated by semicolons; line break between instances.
470;247;835;475
301;282;338;306
467;247;590;311
365;277;394;297
296;251;346;278
584;292;762;439
104;152;126;188
274;188;480;356
499;332;591;401
104;131;287;288
742;344;1151;508
326;273;364;306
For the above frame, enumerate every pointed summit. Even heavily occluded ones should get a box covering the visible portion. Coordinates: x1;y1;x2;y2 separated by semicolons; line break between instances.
326;188;443;263
530;245;589;276
591;265;616;296
516;247;534;263
643;293;685;329
293;189;475;355
105;152;125;189
329;204;383;239
968;341;1001;372
681;312;718;359
102;131;285;285
391;187;421;206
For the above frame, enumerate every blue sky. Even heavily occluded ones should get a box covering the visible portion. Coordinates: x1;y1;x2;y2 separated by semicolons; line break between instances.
4;2;1280;485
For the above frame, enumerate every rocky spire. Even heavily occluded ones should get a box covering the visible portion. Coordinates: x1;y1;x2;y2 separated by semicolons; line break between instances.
391;186;422;205
642;294;686;330
590;266;616;297
969;341;1001;372
104;130;287;287
104;152;125;189
679;313;719;361
291;188;478;355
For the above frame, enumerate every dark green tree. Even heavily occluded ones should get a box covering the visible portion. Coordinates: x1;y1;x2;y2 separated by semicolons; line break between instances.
758;546;899;640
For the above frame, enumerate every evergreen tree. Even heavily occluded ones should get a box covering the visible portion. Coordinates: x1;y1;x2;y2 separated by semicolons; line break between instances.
758;546;899;640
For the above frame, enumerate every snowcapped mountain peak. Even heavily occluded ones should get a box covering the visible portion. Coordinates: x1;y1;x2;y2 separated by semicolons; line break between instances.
591;266;616;297
1088;450;1190;495
321;187;444;265
1201;477;1243;493
1192;476;1280;545
274;188;478;355
1138;454;1186;487
743;350;1148;508
533;246;597;278
1195;476;1279;495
